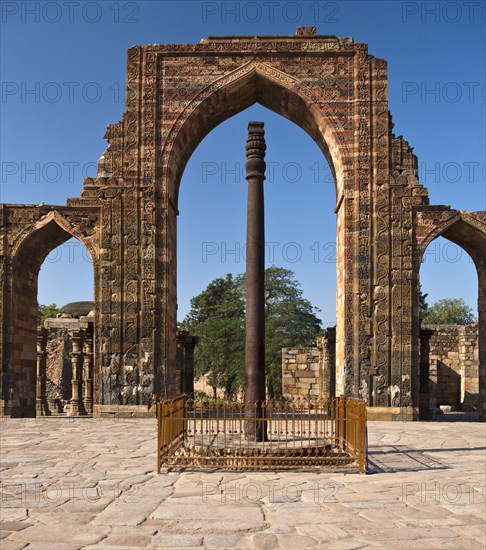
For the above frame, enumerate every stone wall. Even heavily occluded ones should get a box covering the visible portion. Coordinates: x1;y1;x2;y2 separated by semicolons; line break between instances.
421;324;479;412
193;374;227;399
41;313;96;416
282;329;336;399
45;329;72;403
285;325;479;412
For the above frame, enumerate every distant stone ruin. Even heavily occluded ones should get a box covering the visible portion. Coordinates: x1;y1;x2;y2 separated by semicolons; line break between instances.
283;325;479;418
37;302;94;416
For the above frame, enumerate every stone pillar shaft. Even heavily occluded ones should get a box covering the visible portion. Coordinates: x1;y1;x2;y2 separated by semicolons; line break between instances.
36;327;50;416
478;269;485;421
244;121;267;441
83;330;94;414
69;330;86;416
418;329;433;419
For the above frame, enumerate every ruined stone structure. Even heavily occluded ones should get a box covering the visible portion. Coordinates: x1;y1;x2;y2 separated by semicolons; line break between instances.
282;330;336;400
37;307;94;416
45;328;72;409
1;29;485;419
285;325;479;418
420;324;479;416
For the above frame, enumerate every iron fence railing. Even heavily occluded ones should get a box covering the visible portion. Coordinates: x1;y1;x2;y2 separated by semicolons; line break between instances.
157;395;367;473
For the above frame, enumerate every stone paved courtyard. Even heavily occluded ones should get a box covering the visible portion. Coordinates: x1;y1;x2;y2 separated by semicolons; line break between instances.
0;417;485;549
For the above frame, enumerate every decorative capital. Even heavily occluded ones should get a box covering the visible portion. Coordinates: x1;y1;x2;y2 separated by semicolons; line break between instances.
246;121;266;181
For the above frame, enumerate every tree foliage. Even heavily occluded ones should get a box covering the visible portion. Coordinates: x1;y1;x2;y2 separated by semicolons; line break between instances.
238;267;323;396
422;298;476;325
181;267;323;396
180;274;245;395
419;283;429;322
38;303;63;326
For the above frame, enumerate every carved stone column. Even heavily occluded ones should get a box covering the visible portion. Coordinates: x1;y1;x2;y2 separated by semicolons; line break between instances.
419;328;434;419
83;330;94;414
175;331;185;395
478;266;486;421
244;121;267;441
36;327;50;416
68;330;86;416
428;357;439;415
316;328;336;399
327;328;336;399
175;331;200;395
183;336;199;394
183;335;198;395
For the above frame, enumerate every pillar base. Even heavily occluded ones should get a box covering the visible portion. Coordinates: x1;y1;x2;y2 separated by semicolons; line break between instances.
68;400;87;416
36;399;51;416
93;404;154;418
366;406;417;421
47;398;64;414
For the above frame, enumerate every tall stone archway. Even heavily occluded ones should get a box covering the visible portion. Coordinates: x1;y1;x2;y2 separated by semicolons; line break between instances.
160;60;353;398
1;29;484;419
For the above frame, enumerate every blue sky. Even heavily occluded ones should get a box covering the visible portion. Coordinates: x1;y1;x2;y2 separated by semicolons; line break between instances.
1;1;484;321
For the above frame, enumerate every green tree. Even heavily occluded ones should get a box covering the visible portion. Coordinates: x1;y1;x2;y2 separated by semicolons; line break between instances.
422;298;476;325
182;274;244;325
182;268;323;397
419;283;429;322
38;303;63;326
180;274;245;396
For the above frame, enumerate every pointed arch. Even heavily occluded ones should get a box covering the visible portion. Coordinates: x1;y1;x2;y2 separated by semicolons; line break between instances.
12;211;97;266
159;59;352;398
162;61;350;207
6;211;97;417
418;213;486;271
415;212;486;421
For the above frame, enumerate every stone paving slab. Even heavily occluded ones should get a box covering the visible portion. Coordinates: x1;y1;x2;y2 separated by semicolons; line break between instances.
0;417;485;549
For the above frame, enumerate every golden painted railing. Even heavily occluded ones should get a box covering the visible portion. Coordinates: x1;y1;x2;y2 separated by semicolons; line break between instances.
157;396;367;473
157;394;187;470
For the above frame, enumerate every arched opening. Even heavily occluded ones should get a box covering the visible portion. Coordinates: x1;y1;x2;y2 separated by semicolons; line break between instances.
8;218;95;417
175;110;338;397
37;237;94;415
165;64;346;204
416;219;485;421
163;65;349;398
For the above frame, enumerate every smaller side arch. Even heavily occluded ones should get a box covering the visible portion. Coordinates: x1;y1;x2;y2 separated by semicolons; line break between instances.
414;211;486;421
11;210;98;264
4;213;98;417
